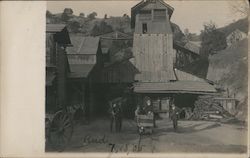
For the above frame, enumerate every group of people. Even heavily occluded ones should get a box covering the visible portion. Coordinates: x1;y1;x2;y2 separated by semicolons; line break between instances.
109;97;181;133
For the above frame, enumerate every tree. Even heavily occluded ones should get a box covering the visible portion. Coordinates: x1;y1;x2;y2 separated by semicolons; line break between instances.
62;8;73;22
229;0;249;18
104;14;108;19
79;13;85;18
183;28;192;42
200;21;227;56
91;21;113;36
123;14;129;18
46;10;53;18
87;12;97;20
67;20;81;33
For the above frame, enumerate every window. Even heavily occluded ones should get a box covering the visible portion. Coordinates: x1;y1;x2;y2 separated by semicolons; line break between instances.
154;9;166;20
142;23;147;34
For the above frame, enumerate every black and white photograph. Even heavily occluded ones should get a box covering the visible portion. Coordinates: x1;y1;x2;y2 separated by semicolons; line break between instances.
45;0;249;154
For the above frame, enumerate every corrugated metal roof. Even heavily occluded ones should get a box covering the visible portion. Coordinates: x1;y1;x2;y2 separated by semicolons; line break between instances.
134;81;217;94
46;24;66;33
68;64;95;78
67;35;100;55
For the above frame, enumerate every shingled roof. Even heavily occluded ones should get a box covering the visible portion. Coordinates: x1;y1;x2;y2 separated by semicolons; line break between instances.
67;35;100;79
67;35;100;55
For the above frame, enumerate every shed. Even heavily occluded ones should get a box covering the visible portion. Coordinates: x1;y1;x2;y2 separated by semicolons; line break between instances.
66;35;102;118
67;35;101;79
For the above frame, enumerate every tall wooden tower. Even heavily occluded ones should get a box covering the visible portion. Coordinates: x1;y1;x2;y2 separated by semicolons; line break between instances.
131;0;176;82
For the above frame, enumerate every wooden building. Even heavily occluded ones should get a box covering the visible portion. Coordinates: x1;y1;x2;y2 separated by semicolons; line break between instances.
98;31;133;63
46;24;72;112
184;41;201;55
130;0;216;116
173;42;200;69
66;35;103;117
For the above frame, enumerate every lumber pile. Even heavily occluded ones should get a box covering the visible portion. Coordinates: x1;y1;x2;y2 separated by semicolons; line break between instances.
190;96;234;121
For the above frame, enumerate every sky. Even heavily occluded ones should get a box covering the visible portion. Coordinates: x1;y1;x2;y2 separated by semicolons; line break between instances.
47;0;245;34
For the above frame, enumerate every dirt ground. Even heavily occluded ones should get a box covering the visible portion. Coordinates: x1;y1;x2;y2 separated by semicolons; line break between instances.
47;118;247;153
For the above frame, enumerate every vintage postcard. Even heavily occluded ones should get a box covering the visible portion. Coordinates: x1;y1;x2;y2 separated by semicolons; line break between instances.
44;0;249;155
0;0;249;157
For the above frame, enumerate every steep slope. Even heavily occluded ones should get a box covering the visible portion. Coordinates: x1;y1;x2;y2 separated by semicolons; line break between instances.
206;39;248;121
218;17;248;36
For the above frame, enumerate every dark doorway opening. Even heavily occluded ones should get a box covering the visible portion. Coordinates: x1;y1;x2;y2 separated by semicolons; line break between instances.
142;23;148;34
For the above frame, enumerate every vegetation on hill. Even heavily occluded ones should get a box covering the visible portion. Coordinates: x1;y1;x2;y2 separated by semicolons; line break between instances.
181;18;248;121
46;8;185;41
207;39;248;121
218;17;248;36
200;21;227;56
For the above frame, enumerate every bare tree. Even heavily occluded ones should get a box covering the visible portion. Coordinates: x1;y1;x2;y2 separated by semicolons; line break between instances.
229;0;249;18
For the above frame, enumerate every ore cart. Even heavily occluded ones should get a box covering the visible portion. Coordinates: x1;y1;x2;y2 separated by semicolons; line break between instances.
136;112;154;134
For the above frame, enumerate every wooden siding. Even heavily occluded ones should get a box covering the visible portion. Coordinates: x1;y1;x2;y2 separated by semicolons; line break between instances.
135;13;171;34
132;33;176;82
102;61;138;83
46;33;56;67
54;45;68;107
131;0;174;28
153;9;166;20
173;48;199;68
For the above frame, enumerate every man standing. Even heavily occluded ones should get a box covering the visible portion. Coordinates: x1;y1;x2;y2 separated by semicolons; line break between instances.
143;97;156;127
115;102;123;132
170;104;179;132
109;103;117;132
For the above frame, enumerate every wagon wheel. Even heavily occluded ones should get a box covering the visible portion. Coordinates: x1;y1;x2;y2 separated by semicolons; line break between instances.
48;111;73;151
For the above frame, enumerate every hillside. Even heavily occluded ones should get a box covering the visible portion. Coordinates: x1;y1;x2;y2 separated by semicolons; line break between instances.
46;10;184;40
207;39;248;121
181;17;248;47
218;17;248;37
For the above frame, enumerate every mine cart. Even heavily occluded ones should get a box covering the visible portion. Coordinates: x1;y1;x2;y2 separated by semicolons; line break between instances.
136;112;154;134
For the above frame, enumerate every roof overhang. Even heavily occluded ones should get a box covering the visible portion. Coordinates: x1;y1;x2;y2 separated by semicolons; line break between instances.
133;81;217;94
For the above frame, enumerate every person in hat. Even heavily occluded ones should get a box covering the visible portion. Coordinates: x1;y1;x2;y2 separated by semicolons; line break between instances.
143;97;156;127
170;104;179;132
